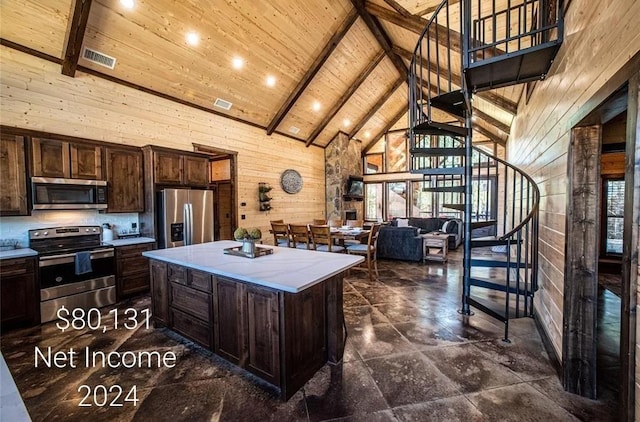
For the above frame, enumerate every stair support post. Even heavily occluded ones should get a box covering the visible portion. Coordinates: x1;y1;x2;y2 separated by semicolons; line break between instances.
461;107;473;315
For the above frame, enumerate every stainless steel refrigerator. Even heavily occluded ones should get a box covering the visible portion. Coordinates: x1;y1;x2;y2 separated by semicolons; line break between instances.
157;188;214;248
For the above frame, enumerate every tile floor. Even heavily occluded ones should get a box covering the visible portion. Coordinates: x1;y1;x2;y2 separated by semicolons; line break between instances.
1;251;619;421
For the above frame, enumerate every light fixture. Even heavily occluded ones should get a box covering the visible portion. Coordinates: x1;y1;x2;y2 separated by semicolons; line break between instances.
312;101;321;112
119;0;135;9
232;57;244;70
185;32;199;46
266;75;276;87
343;118;351;127
364;131;371;138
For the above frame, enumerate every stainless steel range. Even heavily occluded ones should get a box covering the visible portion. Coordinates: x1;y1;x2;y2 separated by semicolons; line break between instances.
29;226;116;323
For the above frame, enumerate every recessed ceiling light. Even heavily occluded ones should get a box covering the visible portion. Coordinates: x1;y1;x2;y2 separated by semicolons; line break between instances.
343;118;351;127
312;101;321;112
185;32;199;46
266;75;276;87
120;0;135;9
232;57;244;70
364;131;371;138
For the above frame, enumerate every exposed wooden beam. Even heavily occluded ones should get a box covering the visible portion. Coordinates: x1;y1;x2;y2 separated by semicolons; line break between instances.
349;78;404;139
393;45;518;115
381;0;412;17
365;1;461;54
472;123;507;147
472;109;511;135
414;0;461;17
266;9;358;135
350;0;407;79
62;0;92;77
306;50;385;147
363;105;407;154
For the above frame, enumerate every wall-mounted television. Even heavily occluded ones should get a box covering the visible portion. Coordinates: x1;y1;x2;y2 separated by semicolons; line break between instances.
346;176;364;199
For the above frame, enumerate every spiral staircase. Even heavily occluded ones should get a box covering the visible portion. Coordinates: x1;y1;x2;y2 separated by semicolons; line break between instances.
408;0;563;340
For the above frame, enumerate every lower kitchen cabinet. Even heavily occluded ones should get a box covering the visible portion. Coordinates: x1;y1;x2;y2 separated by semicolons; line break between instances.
116;243;154;300
0;257;39;329
150;260;169;326
147;259;330;398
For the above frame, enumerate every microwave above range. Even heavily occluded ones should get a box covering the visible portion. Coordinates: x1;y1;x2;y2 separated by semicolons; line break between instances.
31;177;108;210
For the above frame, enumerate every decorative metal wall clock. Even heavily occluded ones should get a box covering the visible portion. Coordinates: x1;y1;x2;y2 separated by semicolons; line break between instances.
280;169;302;194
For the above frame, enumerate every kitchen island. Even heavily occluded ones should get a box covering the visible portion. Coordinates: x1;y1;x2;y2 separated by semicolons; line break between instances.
142;241;363;400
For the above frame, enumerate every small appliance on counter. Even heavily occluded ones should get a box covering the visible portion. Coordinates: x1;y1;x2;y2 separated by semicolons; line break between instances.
101;223;115;242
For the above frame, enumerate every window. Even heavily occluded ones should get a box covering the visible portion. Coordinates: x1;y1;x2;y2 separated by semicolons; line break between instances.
364;183;383;221
387;182;407;219
604;179;625;255
386;131;407;172
411;181;434;217
365;154;383;174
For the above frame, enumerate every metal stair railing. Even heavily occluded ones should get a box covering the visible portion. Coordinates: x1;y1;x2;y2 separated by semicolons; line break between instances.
465;144;540;341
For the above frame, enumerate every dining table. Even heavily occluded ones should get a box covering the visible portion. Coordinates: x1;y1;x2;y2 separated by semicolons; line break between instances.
329;227;370;245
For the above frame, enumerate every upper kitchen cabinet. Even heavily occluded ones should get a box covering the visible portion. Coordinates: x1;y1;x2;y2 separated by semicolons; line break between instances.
32;138;102;180
105;146;144;213
184;156;210;187
145;146;210;187
0;134;28;216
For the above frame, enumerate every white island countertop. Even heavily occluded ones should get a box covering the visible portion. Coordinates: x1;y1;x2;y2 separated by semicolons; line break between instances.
142;240;364;293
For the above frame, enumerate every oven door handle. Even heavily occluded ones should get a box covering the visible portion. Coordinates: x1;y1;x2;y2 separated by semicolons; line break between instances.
39;248;115;267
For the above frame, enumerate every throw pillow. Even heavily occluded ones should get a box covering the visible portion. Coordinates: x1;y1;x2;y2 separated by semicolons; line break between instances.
441;220;450;233
397;218;409;227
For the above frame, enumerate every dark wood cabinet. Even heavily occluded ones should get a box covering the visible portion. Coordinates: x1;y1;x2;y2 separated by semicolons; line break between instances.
213;277;245;365
0;134;28;216
245;284;281;386
71;143;102;179
147;259;341;400
116;243;154;300
105;147;144;212
32;138;102;179
167;267;213;348
155;151;184;185
150;260;169;326
184;155;210;187
147;147;210;187
0;257;38;329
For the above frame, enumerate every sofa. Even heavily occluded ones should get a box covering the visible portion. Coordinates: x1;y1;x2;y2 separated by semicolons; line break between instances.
376;217;463;262
377;226;423;262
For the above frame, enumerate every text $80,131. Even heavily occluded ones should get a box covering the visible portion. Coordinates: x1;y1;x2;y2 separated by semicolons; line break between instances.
56;307;151;333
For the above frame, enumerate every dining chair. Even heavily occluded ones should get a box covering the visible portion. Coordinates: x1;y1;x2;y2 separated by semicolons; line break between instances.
270;219;284;224
309;225;345;253
346;219;363;228
313;218;327;225
271;221;291;247
346;224;381;280
289;224;313;249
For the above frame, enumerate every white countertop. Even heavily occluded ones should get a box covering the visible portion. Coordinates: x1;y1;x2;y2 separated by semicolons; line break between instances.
105;237;156;247
143;240;364;293
0;248;38;260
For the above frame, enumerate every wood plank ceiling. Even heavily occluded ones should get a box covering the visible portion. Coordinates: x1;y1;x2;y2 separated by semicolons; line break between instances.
0;0;523;150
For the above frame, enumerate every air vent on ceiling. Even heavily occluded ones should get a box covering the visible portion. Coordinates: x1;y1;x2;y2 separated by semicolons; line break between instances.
214;98;233;110
82;47;117;70
289;126;300;135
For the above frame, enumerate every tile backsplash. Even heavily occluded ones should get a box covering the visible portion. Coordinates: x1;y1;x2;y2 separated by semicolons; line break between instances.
0;211;140;248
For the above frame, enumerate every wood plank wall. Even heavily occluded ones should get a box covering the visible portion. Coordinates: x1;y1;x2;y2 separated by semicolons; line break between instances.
0;46;326;242
507;0;640;360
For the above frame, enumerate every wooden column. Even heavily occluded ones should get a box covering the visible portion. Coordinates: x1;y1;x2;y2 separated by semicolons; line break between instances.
622;71;639;422
562;125;601;399
326;273;345;364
